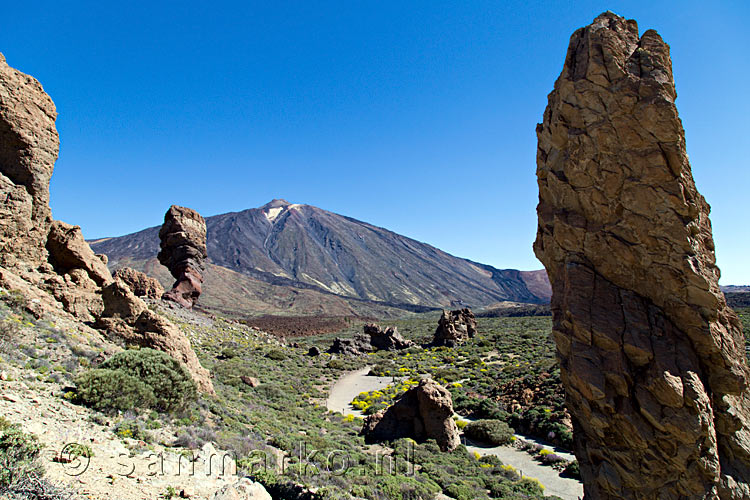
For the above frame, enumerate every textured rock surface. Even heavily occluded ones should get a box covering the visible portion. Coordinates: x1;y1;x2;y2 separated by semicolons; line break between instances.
534;12;750;499
361;378;460;451
433;308;477;347
158;205;207;308
0;53;59;269
113;266;165;299
327;334;372;356
97;279;214;394
0;54;214;395
212;478;272;500
364;323;414;351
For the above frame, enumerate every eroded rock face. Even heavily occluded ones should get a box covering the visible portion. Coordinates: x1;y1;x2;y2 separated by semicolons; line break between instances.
0;53;59;269
97;279;214;394
364;323;414;351
327;334;371;356
0;54;214;395
361;378;460;452
113;266;165;299
158;205;207;308
433;308;477;347
534;12;750;499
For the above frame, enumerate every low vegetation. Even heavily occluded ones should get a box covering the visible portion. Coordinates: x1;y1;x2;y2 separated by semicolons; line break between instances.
73;348;197;412
464;419;515;446
0;416;73;500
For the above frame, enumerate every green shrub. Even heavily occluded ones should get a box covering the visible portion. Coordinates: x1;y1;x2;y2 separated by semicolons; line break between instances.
266;349;287;361
0;289;27;310
326;359;347;370
74;369;156;412
445;480;486;500
114;419;146;441
464;419;514;446
376;474;440;500
100;348;197;411
0;417;44;488
563;460;581;479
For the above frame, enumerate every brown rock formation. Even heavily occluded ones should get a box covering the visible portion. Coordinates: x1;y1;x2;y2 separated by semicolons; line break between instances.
158;205;207;308
534;12;750;499
97;279;214;394
433;308;477;347
361;378;460;452
113;266;165;299
364;323;414;351
0;53;213;394
0;53;58;269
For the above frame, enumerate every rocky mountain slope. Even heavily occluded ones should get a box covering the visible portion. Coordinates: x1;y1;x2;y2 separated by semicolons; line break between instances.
90;199;549;314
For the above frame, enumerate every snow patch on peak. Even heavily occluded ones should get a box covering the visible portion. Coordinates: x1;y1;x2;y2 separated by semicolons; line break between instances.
265;207;284;222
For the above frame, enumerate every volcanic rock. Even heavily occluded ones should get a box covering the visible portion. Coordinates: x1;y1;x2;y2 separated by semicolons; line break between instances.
240;376;260;388
158;205;207;308
534;12;750;499
113;266;165;299
361;378;460;452
327;335;371;356
364;323;413;351
0;53;215;395
0;53;58;269
211;478;272;500
307;346;320;357
432;308;477;347
97;279;214;394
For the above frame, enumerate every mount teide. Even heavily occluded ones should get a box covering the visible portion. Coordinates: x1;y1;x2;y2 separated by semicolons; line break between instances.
90;199;549;315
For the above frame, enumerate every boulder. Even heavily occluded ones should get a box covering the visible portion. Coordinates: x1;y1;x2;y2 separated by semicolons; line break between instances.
328;335;371;356
534;12;750;498
158;205;207;308
240;376;259;388
307;346;320;357
433;308;477;347
113;266;165;299
98;279;215;394
47;220;112;286
364;323;413;351
361;378;460;452
212;478;272;500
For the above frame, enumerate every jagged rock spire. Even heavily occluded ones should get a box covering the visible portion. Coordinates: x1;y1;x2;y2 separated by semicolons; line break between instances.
534;12;750;499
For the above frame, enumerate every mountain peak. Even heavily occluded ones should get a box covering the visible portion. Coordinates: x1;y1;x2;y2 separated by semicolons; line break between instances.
262;199;291;209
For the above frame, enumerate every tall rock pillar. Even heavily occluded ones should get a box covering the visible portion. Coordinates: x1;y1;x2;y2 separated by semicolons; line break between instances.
534;12;750;499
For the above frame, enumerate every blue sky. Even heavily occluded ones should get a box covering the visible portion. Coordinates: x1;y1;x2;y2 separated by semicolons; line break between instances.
2;1;748;283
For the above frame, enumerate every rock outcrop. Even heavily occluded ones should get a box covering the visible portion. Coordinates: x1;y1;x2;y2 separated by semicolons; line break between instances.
97;279;214;394
212;478;272;500
158;205;207;308
534;12;750;499
432;308;477;347
113;266;165;299
364;323;414;351
361;379;460;452
328;323;414;355
0;53;213;394
327;334;371;356
0;53;58;270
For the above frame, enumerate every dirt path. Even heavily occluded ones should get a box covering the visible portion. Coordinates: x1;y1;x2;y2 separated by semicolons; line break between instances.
326;366;396;417
326;368;583;500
